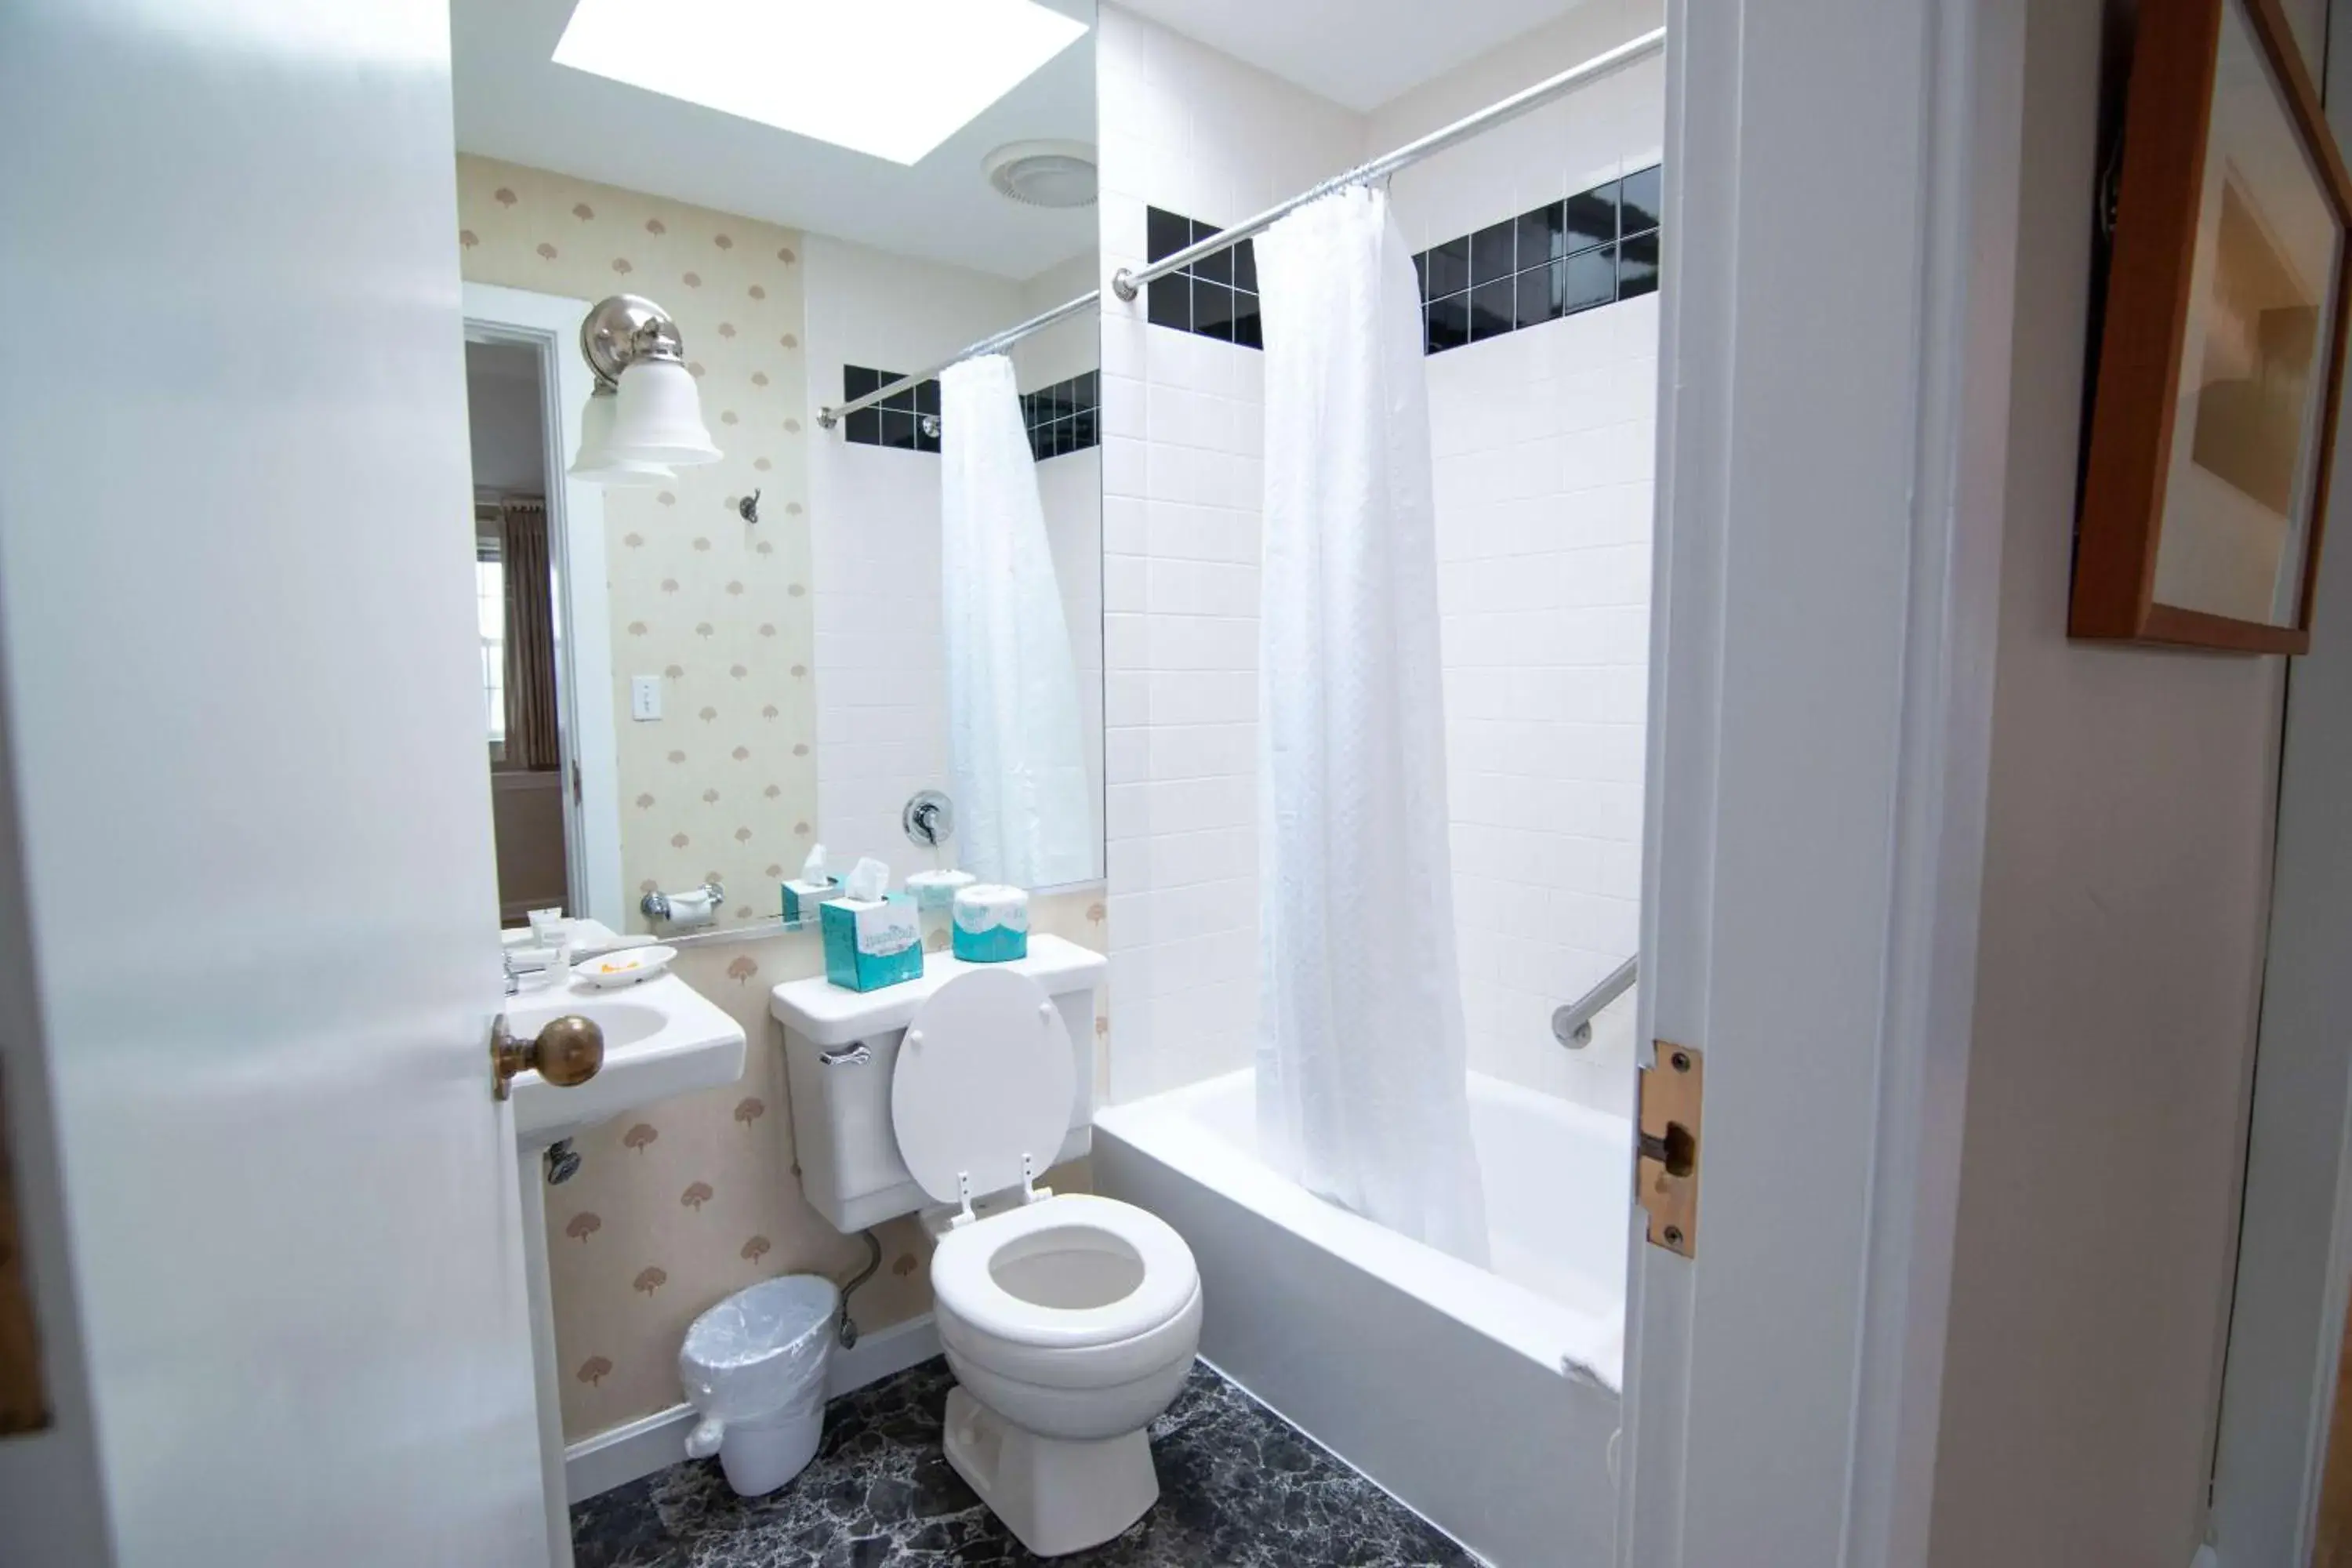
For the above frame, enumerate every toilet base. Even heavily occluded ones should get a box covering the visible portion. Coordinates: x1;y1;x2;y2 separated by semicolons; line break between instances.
942;1385;1160;1557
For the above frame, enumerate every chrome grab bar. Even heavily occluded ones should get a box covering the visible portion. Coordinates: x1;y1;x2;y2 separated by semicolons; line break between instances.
1552;956;1637;1050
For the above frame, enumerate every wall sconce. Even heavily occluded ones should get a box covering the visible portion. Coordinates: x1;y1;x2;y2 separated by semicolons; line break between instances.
568;295;721;485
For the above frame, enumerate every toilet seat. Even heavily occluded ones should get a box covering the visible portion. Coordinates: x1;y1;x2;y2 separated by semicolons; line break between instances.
932;1193;1197;1352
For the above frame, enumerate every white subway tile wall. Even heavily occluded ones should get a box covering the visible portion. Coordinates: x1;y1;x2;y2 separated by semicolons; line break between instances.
1099;5;1364;1102
1098;2;1662;1115
1425;297;1657;1120
1381;3;1663;1121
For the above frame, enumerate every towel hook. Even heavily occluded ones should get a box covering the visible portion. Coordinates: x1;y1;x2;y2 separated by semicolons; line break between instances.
737;488;760;524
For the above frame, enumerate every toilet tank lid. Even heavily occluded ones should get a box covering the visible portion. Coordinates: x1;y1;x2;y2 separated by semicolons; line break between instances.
768;932;1105;1047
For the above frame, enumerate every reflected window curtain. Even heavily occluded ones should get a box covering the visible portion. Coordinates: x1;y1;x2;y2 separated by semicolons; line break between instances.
499;498;561;772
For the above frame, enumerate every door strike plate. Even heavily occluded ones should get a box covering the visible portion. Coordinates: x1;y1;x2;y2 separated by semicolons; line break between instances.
1638;1040;1702;1258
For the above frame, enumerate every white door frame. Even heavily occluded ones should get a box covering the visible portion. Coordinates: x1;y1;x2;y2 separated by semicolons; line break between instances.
2208;5;2352;1560
463;282;624;934
1622;2;2025;1563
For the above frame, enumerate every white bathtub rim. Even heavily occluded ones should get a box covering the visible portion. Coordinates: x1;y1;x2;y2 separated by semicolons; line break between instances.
1096;1075;1624;1391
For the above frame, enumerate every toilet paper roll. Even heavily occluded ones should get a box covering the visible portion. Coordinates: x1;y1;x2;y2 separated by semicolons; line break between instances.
663;887;720;928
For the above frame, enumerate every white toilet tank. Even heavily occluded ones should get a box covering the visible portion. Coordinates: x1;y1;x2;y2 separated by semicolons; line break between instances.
769;934;1107;1233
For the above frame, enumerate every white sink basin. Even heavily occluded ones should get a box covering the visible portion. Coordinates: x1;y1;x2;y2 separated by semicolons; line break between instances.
505;971;746;1148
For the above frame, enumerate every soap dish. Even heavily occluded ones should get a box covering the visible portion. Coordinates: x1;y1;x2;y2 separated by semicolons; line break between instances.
573;945;677;989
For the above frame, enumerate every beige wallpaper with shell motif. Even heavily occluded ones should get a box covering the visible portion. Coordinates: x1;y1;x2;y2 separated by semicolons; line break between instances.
456;154;817;932
543;891;1108;1441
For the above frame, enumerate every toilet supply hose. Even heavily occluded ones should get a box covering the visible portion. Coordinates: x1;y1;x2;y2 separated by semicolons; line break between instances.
837;1229;882;1348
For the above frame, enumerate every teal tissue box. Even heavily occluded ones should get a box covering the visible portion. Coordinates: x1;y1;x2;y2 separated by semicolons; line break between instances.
821;895;923;991
782;876;839;924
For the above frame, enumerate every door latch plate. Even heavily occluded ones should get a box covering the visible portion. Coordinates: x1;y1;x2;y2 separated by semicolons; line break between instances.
1638;1040;1702;1258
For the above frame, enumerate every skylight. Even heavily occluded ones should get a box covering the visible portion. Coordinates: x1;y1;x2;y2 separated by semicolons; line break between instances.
553;0;1090;166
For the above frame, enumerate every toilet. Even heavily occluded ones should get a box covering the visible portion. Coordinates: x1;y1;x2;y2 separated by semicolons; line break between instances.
769;941;1200;1557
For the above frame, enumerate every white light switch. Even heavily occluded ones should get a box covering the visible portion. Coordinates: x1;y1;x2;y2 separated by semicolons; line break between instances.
630;675;662;721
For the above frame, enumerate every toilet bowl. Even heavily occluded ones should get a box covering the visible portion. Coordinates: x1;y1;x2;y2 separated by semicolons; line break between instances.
890;969;1201;1556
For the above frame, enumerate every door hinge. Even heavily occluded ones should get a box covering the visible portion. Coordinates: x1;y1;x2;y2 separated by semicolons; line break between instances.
1637;1041;1703;1258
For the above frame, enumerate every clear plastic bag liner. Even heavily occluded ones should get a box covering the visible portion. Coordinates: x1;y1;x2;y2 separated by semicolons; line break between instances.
678;1274;839;1425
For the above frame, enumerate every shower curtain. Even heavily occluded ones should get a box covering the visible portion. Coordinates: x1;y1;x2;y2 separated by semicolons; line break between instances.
1253;186;1490;1266
938;355;1094;889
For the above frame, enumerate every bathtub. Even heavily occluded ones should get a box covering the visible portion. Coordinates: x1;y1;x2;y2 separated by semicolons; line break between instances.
1094;1069;1629;1567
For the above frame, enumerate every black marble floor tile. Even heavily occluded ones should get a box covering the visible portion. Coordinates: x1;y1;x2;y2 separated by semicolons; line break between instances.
572;1358;1475;1568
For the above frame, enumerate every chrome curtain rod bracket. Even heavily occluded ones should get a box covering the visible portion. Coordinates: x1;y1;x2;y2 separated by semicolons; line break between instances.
1109;26;1666;303
815;288;1105;432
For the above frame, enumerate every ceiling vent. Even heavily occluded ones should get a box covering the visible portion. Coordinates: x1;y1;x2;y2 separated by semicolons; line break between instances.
985;140;1098;209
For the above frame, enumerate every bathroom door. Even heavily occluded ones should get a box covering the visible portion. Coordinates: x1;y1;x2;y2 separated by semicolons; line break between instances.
1620;1;2022;1564
0;1;549;1563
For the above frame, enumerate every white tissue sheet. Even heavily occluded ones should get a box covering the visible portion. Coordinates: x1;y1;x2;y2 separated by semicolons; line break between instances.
1250;186;1491;1268
939;354;1095;890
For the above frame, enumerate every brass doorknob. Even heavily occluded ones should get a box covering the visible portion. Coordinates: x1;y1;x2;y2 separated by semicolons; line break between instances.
492;1014;605;1101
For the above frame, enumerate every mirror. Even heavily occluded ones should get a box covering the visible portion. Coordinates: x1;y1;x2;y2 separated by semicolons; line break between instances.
453;0;1102;936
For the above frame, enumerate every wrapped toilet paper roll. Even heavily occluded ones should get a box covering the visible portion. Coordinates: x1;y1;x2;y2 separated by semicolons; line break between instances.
906;869;978;913
952;884;1029;935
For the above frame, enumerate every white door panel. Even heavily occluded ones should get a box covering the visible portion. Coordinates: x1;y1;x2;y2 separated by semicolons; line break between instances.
1624;3;2020;1564
0;2;546;1563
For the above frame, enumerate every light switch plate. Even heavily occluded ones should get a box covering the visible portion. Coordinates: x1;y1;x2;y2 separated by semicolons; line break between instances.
630;675;662;721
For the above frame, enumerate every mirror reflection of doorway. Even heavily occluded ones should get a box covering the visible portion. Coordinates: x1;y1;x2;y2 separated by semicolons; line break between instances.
465;339;569;924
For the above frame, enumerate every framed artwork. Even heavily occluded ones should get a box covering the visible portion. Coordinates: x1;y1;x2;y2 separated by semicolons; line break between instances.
2074;0;2352;652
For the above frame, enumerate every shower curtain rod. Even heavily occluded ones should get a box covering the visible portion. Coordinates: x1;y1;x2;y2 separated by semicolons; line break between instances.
815;24;1663;434
815;287;1103;430
1109;26;1667;302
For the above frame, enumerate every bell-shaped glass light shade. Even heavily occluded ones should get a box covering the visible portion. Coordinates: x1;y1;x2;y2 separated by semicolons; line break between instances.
570;386;673;488
609;358;722;467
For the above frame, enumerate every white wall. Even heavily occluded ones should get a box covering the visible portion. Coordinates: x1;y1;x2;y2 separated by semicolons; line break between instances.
1925;1;2296;1562
1098;4;1366;1101
463;344;546;496
1013;249;1102;390
1380;1;1664;1118
1370;0;1664;253
803;233;1102;884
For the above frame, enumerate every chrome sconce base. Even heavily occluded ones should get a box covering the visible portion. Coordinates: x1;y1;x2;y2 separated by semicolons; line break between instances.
579;293;687;390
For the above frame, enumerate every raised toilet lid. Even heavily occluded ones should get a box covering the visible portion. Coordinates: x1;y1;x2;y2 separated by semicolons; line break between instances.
891;967;1074;1207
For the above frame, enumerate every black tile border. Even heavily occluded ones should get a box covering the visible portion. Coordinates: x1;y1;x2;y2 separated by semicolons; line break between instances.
840;365;1098;461
1145;207;1263;350
1144;169;1661;361
840;364;942;452
1020;370;1100;463
1416;163;1662;356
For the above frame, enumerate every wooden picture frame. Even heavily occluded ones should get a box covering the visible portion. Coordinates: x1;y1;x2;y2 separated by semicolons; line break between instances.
2073;0;2352;653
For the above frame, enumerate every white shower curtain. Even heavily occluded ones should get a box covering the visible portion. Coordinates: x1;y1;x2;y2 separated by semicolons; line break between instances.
1253;186;1490;1266
938;354;1094;889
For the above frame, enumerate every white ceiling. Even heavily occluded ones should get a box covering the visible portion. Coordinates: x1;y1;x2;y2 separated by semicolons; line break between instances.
1114;0;1587;111
451;0;1097;281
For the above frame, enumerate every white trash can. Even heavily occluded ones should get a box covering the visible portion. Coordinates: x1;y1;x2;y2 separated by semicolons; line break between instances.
678;1274;839;1497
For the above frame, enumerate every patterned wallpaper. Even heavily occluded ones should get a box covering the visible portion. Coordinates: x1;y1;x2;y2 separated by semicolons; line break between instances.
545;890;1109;1440
455;155;817;933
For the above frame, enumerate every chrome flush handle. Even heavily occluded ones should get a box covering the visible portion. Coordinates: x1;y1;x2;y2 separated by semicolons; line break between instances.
818;1044;873;1068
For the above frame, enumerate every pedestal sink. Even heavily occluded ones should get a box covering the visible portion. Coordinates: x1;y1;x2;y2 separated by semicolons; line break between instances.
503;968;748;1566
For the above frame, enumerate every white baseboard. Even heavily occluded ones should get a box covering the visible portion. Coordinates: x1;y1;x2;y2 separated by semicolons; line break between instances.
563;1312;942;1504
